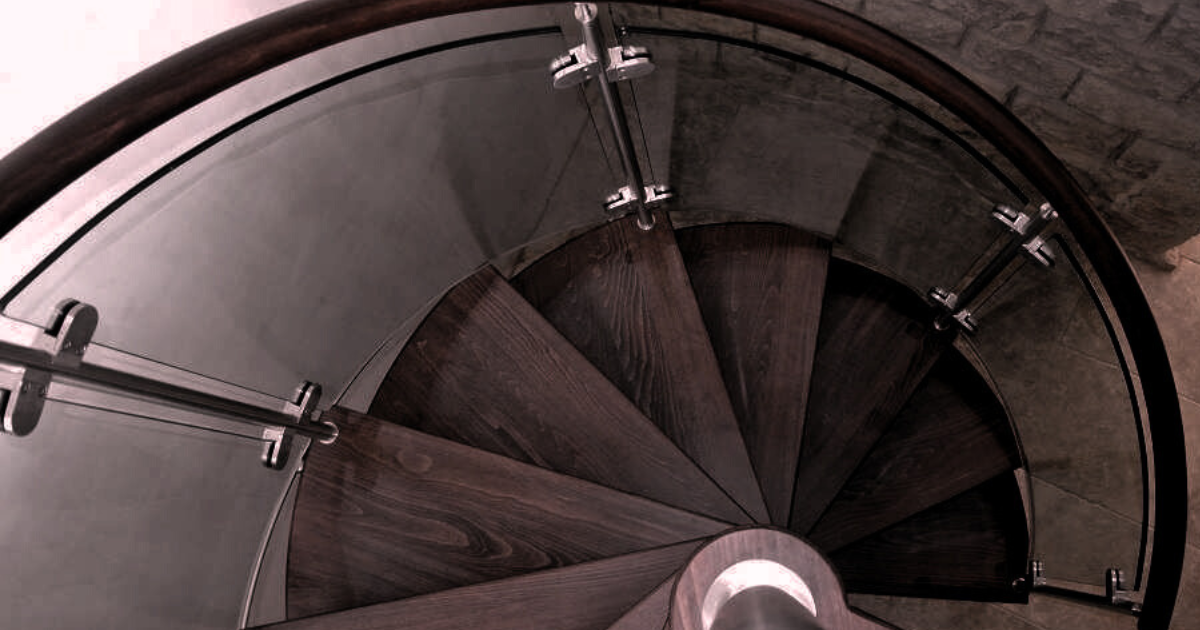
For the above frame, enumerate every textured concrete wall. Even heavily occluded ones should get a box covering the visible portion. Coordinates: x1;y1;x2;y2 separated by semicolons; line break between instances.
845;0;1200;267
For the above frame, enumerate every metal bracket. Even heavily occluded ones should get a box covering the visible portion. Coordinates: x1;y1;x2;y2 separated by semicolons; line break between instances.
994;202;1057;267
263;381;328;469
604;184;673;224
1107;568;1136;608
282;381;321;424
552;3;667;231
0;367;50;437
1;300;98;436
550;44;654;89
929;287;977;333
1022;235;1056;267
993;202;1056;236
36;299;98;369
1030;560;1047;588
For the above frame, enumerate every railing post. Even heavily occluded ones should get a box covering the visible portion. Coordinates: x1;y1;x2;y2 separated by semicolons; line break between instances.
551;2;671;230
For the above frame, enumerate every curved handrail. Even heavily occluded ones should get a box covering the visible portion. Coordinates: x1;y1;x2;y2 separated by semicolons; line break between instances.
0;1;1183;627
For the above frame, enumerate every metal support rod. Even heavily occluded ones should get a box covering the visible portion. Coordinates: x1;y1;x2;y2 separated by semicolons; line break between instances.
574;3;655;230
935;202;1057;331
0;339;336;441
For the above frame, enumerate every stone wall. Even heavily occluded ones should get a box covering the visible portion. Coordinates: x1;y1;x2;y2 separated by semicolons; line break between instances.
846;0;1200;267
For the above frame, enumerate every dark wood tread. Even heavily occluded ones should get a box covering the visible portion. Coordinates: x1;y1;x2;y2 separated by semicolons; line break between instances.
790;259;952;533
267;542;701;630
287;409;728;618
678;223;831;526
831;474;1030;602
514;211;768;522
369;266;748;524
808;349;1022;551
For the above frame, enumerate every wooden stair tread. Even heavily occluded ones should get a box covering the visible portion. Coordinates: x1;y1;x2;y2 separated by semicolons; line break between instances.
831;474;1029;601
268;542;698;630
677;223;830;526
369;266;747;524
790;259;950;532
514;212;768;523
606;576;673;630
287;409;726;618
809;350;1022;551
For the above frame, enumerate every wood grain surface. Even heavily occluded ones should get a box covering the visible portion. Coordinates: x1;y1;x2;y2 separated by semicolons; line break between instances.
514;211;769;523
677;223;831;526
790;259;951;532
267;542;699;630
831;474;1029;602
370;266;747;524
287;409;727;618
606;576;674;630
808;349;1022;551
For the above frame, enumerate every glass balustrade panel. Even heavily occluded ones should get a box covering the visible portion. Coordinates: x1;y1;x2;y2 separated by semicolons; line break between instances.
4;30;616;403
970;234;1146;591
0;399;300;630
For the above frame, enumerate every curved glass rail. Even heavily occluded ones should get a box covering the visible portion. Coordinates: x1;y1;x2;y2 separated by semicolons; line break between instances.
0;2;1182;629
3;30;615;402
0;398;301;629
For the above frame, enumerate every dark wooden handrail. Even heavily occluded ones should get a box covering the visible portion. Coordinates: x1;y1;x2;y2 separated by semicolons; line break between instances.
0;1;1184;627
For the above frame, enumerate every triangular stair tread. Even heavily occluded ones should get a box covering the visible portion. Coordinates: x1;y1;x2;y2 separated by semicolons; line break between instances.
790;259;951;533
369;266;747;525
808;349;1022;551
513;211;769;523
606;576;673;630
677;222;830;526
831;474;1029;602
266;542;700;630
287;409;727;619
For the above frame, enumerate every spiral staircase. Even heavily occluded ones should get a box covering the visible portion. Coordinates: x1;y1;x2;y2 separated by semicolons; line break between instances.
0;1;1187;630
269;214;1028;629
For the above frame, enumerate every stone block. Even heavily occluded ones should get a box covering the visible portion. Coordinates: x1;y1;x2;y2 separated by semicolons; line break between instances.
1149;2;1200;69
607;2;661;27
1108;140;1200;253
1131;258;1200;405
1041;0;1175;41
1036;12;1196;101
960;27;1083;98
1174;545;1200;630
657;6;756;39
922;0;1045;44
862;0;966;54
1066;74;1200;153
1183;397;1200;549
1009;91;1130;163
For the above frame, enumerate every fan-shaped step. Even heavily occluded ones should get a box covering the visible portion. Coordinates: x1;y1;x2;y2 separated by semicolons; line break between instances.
808;349;1022;551
607;576;673;630
266;542;699;630
287;408;727;619
369;266;747;524
677;223;830;526
790;259;952;533
831;474;1029;602
513;211;769;523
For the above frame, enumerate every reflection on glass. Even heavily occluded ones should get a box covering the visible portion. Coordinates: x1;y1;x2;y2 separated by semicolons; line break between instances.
0;400;296;629
622;31;1021;297
971;238;1144;587
6;33;613;400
